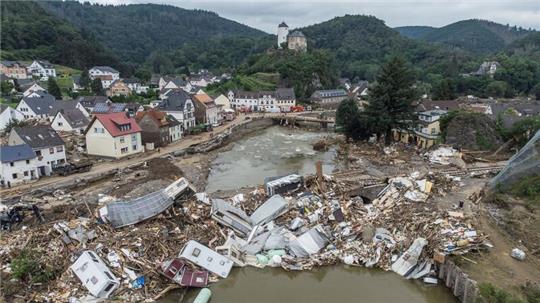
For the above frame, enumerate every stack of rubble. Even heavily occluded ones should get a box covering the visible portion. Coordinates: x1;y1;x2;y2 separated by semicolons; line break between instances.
0;171;489;302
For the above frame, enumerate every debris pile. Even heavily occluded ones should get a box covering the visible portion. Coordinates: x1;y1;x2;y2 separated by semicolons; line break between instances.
0;171;489;302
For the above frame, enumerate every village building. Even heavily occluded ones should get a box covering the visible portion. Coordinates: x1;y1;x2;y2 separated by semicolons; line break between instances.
158;76;192;92
91;102;128;115
310;89;348;108
8;125;67;176
157;90;196;132
135;110;181;148
107;79;132;97
85;112;143;159
0;144;39;187
228;88;296;112
474;61;500;77
287;31;308;52
124;77;146;94
22;82;46;97
16;92;56;120
51;109;90;134
0;105;25;131
189;75;212;88
76;96;111;113
393;109;447;149
275;88;296;111
72;75;84;91
214;94;231;110
0;61;28;79
192;92;219;126
49;100;90;120
27;60;56;80
89;66;120;86
277;22;289;48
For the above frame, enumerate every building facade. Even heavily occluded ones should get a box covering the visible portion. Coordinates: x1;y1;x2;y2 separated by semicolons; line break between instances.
85;113;143;159
0;144;39;187
0;61;28;79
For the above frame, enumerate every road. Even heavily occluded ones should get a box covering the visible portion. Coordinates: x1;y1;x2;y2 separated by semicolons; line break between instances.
0;112;323;198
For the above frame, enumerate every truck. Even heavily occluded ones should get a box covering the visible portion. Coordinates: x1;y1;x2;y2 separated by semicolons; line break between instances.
53;161;93;176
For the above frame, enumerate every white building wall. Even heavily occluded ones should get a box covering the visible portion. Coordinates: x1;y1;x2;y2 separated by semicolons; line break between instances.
0;159;39;186
277;26;289;48
0;107;25;130
86;119;143;159
206;106;219;126
168;125;182;142
15;100;40;120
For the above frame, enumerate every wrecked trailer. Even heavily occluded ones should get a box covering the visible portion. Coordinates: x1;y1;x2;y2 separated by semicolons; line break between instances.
210;198;253;236
159;258;209;287
99;178;193;228
265;174;303;196
249;194;289;226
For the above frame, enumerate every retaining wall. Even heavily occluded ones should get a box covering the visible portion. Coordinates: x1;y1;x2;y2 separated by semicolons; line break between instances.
438;260;479;303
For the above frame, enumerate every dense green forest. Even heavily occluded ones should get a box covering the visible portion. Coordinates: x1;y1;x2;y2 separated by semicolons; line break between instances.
394;26;436;39
38;1;267;64
409;19;534;54
0;1;122;71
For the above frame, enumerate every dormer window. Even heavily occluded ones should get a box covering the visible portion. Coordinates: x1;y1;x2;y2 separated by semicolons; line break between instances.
119;124;131;131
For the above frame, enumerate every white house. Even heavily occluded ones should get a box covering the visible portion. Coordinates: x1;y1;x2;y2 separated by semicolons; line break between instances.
167;115;182;143
0;105;25;131
84;112;143;159
49;100;90;120
51;110;90;134
16;92;56;120
27;60;56;80
189;75;210;88
8;125;66;176
124;77;147;94
275;88;296;112
214;94;231;110
157;90;196;131
159;76;192;92
228;88;296;112
227;90;259;111
22;82;46;97
0;144;39;187
89;66;120;81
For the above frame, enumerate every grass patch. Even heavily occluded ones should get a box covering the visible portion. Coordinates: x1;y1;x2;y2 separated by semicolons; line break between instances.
509;175;540;207
478;283;526;303
11;249;58;283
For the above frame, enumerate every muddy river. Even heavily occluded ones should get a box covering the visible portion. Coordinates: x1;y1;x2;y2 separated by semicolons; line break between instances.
165;126;457;303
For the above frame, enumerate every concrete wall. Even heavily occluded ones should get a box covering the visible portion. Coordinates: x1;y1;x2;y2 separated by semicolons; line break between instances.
438;260;479;303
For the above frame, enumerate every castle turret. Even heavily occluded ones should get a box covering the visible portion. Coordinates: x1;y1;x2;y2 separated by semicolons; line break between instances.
277;22;289;48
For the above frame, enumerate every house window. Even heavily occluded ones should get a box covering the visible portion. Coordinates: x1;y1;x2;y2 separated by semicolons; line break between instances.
49;148;54;154
58;122;63;127
132;144;138;151
120;136;125;143
120;147;128;154
36;150;42;157
24;171;29;177
95;127;104;133
192;248;201;257
10;162;14;167
12;173;17;179
58;159;65;164
26;160;30;164
131;134;137;142
57;146;63;152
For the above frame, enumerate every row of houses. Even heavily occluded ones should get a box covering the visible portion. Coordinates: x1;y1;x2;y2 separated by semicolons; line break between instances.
227;88;296;112
1;60;57;80
393;99;540;149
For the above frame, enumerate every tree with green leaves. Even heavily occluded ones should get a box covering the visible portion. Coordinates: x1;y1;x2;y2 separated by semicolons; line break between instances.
1;81;14;96
485;81;508;98
80;69;90;88
47;77;62;99
91;78;104;96
432;79;456;100
336;98;371;141
365;56;417;144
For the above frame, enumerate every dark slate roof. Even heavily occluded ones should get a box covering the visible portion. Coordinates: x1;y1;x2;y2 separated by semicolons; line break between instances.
288;31;305;38
76;96;109;108
1;60;22;67
170;78;187;87
233;90;260;99
22;93;56;115
12;125;65;149
150;74;161;85
276;88;296;100
58;109;89;128
72;75;82;86
123;77;141;84
158;90;192;112
0;144;36;163
49;100;80;116
278;22;288;28
312;89;347;98
36;60;54;68
92;102;127;114
91;66;119;74
18;80;41;92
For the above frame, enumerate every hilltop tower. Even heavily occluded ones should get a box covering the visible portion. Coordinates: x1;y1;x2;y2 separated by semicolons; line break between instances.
277;22;289;48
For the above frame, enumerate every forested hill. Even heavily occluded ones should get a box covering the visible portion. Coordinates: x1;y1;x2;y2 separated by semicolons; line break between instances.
505;32;540;60
297;15;470;80
394;26;435;39
0;1;122;71
38;1;268;64
408;19;535;54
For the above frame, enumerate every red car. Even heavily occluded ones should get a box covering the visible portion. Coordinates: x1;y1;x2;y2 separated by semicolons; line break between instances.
159;258;209;288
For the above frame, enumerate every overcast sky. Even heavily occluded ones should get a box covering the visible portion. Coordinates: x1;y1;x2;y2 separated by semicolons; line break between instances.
85;0;540;33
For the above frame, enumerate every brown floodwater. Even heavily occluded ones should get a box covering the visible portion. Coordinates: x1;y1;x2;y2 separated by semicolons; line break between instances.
162;266;457;303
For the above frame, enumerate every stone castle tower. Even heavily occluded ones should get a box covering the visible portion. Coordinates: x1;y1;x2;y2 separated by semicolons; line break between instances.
277;22;289;48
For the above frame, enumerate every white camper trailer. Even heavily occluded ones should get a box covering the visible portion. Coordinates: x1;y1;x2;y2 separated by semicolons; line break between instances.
70;250;119;298
179;240;234;278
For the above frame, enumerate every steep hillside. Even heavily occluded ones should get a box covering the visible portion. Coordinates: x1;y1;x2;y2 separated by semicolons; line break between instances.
297;15;472;80
419;19;534;54
505;32;540;60
394;26;436;39
0;1;122;71
38;1;268;64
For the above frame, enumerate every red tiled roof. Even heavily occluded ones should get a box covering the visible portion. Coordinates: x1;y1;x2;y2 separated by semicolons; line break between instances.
135;110;169;128
93;112;141;137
